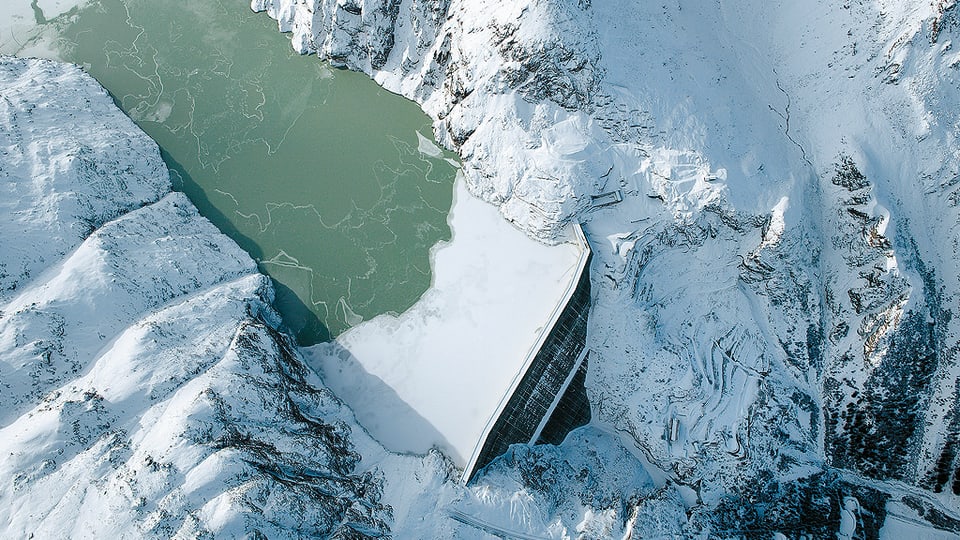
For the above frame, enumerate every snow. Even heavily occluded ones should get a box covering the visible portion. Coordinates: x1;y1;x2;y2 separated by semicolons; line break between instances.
4;0;960;533
0;2;37;54
305;175;584;466
838;496;860;539
0;57;170;306
881;502;960;540
0;0;87;57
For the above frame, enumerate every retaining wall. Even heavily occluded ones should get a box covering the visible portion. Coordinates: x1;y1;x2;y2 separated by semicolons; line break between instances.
462;225;593;482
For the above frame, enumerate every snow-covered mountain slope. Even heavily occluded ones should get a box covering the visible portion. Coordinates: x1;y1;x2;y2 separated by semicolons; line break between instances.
252;0;960;536
0;56;401;539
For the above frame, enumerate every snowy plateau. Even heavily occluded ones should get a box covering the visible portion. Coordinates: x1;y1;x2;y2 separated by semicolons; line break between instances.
3;0;960;538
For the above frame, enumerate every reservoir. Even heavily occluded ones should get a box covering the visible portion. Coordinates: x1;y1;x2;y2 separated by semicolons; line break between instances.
2;0;592;475
4;0;458;344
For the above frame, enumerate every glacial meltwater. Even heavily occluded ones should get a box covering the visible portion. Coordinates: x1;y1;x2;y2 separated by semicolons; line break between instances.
6;0;458;343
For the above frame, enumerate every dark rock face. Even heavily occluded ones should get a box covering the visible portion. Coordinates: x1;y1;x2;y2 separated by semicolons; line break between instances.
490;1;601;111
319;0;405;71
923;381;960;495
828;308;940;481
199;322;392;539
704;471;889;540
807;156;960;495
267;0;600;151
814;157;946;486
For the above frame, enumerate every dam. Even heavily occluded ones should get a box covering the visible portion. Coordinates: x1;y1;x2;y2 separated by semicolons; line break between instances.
2;0;595;482
464;227;592;481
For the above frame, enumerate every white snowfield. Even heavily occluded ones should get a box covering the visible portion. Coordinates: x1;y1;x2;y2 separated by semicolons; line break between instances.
307;177;583;466
0;0;85;59
0;56;465;539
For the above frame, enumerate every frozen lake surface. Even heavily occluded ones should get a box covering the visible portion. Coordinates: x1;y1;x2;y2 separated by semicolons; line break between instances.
3;0;458;343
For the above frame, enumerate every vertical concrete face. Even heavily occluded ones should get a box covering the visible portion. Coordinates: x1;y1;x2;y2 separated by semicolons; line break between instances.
536;354;592;446
464;248;593;482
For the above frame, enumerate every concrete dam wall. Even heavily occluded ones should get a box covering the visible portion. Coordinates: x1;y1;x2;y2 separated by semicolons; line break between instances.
463;226;593;483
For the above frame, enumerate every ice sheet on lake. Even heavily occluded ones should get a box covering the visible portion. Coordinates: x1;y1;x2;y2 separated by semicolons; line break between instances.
304;176;583;465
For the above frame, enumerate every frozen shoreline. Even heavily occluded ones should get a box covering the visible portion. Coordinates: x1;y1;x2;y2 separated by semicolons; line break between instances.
304;175;583;466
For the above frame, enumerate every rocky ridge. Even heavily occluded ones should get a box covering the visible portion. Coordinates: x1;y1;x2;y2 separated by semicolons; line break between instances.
0;56;394;539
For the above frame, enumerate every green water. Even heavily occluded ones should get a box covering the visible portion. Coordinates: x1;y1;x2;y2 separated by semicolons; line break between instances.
29;0;457;343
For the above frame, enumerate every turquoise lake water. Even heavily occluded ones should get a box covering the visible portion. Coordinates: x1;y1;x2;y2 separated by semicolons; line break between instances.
14;0;458;344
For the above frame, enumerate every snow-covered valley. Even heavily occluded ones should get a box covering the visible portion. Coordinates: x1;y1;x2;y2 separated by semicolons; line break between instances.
4;0;960;537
